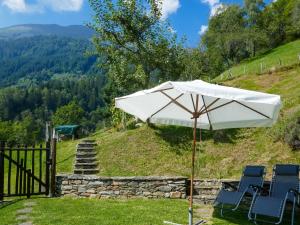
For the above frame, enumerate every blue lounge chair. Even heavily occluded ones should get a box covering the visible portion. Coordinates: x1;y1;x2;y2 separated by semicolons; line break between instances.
214;165;265;216
248;164;300;225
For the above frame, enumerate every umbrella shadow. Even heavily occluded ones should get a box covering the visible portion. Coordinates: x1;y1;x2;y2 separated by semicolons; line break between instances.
153;125;240;155
212;129;240;144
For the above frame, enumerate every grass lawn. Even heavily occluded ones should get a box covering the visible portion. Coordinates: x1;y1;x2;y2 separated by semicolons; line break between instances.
0;197;299;225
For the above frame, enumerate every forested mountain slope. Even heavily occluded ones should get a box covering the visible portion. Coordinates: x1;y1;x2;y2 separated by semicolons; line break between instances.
0;24;94;40
0;35;99;87
0;24;106;142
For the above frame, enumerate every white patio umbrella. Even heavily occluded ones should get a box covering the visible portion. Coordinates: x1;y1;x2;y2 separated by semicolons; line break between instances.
115;79;281;225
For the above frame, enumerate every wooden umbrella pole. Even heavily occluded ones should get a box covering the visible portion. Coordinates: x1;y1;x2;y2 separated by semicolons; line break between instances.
189;116;198;225
189;94;199;225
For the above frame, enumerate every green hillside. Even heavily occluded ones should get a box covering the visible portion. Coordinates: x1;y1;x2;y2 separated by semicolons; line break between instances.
215;39;300;82
57;44;300;179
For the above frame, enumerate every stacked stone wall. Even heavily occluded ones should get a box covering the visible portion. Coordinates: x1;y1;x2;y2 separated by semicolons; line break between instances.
56;174;242;203
56;175;187;199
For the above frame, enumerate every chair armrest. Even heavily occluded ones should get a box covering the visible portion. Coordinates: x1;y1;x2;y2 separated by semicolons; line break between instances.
289;189;300;197
289;189;300;207
249;185;268;194
222;182;238;191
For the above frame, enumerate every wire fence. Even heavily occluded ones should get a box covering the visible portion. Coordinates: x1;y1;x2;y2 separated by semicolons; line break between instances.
220;54;300;81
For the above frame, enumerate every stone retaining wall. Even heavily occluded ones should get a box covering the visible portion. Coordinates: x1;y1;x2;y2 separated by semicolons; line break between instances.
56;174;187;199
56;174;241;203
193;179;237;204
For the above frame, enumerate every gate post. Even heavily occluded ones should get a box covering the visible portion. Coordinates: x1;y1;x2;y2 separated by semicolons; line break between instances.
45;141;50;196
0;141;5;201
26;169;31;199
50;138;57;197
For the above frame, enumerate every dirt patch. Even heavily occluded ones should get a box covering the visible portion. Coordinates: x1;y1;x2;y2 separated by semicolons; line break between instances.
255;73;283;89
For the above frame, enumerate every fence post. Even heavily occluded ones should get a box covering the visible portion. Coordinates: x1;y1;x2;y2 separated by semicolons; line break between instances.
0;141;4;201
27;169;31;199
50;138;57;197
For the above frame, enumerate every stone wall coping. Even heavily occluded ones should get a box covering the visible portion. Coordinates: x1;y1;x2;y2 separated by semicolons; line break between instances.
57;174;188;181
193;179;237;182
57;174;269;183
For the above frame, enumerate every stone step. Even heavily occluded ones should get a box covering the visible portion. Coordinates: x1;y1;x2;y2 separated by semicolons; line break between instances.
193;195;216;204
74;162;98;169
77;146;95;150
77;149;96;154
74;168;99;175
77;143;97;148
76;152;97;158
76;157;97;163
81;139;96;143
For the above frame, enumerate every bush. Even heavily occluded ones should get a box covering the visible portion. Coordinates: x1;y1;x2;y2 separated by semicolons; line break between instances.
284;117;300;150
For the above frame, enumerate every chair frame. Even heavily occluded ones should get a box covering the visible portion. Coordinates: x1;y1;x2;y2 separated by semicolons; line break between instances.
214;166;265;217
248;165;300;225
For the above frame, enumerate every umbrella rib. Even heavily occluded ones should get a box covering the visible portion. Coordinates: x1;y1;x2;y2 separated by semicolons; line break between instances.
201;100;235;114
233;100;271;119
149;93;184;118
190;94;196;112
152;87;174;93
160;91;194;115
201;95;213;130
198;98;220;115
199;100;271;120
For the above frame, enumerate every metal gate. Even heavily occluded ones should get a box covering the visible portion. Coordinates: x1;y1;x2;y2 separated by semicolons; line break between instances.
0;141;51;200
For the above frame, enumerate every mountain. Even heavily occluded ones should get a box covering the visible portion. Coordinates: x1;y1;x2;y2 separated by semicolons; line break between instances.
0;24;101;87
0;24;95;40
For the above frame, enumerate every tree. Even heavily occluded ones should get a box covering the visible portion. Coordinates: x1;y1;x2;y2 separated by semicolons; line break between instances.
89;0;185;98
202;5;248;71
244;0;265;26
262;0;290;47
244;0;268;57
286;0;300;40
52;101;85;126
180;48;211;81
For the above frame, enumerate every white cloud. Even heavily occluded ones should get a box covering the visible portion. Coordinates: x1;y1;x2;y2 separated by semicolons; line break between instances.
1;0;83;13
202;0;219;7
198;25;208;35
210;3;225;16
2;0;29;12
201;0;225;17
160;0;180;20
41;0;83;12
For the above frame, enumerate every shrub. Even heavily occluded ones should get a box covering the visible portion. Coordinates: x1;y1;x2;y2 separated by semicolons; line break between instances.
284;117;300;150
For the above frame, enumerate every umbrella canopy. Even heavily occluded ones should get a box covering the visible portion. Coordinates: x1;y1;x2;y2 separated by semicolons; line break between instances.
115;80;281;130
115;79;281;225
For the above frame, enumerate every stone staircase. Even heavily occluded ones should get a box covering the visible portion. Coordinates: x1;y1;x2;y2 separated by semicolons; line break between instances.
74;140;99;175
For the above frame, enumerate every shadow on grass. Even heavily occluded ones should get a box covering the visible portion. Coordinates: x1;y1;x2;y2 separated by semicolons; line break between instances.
0;198;23;210
212;206;253;225
0;196;55;210
152;125;240;155
56;153;75;165
212;204;300;225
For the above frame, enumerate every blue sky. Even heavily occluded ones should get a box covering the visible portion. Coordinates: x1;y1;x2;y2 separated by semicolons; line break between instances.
0;0;272;46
